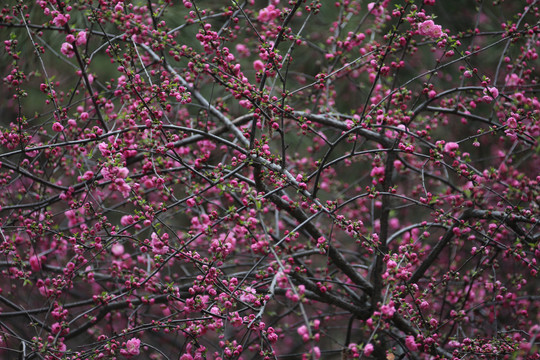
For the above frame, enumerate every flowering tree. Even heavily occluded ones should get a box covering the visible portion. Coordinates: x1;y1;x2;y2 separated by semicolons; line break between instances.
0;0;539;359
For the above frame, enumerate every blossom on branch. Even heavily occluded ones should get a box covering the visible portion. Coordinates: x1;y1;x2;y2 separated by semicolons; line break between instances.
120;338;141;357
418;19;443;38
60;42;75;58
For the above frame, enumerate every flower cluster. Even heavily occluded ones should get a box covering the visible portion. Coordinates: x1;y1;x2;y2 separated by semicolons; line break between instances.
0;1;537;360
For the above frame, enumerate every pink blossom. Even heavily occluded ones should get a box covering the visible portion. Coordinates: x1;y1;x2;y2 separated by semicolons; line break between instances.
312;346;321;359
52;14;69;27
253;60;265;72
151;232;169;255
381;302;396;317
38;285;49;297
505;129;518;141
257;5;280;23
116;167;129;178
120;215;134;226
239;286;257;303
98;142;111;156
122;338;141;356
239;99;253;109
418;20;443;38
444;142;459;153
267;328;278;343
82;171;94;181
297;324;308;336
0;2;536;359
297;324;310;342
367;2;383;16
529;324;540;339
389;217;400;229
115;178;131;198
505;73;519;86
111;243;124;256
505;117;518;129
102;168;116;182
51;322;62;334
52;122;64;132
364;343;374;356
235;44;251;58
61;42;75;58
405;335;418;351
29;255;42;272
482;86;499;102
370;166;385;178
76;31;87;46
209;306;220;316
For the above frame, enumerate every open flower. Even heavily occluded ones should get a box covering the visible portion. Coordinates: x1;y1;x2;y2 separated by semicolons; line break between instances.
150;232;169;255
257;5;280;23
52;14;69;27
418;20;443;38
444;142;459;153
52;122;64;132
61;42;75;58
76;31;87;46
120;338;141;357
364;343;374;356
367;2;384;16
405;335;419;351
482;86;499;102
253;60;265;72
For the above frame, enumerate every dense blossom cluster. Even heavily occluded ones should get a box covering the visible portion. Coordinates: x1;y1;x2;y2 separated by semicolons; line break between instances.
0;0;538;359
